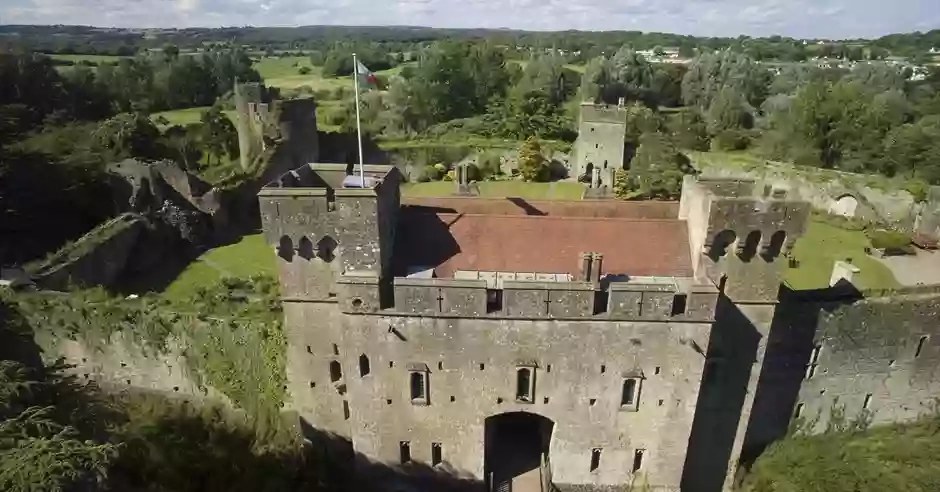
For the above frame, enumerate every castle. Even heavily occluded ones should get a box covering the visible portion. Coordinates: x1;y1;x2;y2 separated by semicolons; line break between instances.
31;97;940;492
258;155;818;492
255;98;940;490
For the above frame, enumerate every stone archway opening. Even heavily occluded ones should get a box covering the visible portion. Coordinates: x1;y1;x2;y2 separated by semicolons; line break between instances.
484;412;554;489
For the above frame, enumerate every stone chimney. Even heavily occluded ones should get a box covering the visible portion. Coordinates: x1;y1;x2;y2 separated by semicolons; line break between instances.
592;253;604;285
579;253;593;282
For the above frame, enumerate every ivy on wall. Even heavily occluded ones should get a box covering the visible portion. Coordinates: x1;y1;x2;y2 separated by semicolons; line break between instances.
3;276;287;423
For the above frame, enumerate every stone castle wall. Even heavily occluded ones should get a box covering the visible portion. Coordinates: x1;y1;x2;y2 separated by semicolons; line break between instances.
283;299;712;490
740;287;940;464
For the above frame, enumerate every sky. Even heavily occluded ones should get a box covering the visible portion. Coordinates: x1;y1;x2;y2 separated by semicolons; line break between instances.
1;0;938;39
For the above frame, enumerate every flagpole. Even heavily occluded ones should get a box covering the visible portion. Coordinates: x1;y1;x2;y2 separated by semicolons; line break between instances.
352;52;365;187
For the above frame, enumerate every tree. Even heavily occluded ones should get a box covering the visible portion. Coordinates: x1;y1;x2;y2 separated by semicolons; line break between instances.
653;46;666;57
199;106;238;167
682;50;769;110
0;360;117;492
164;44;180;60
93;112;163;159
669;109;710;151
163;124;205;172
517;137;548;182
705;86;753;136
626;132;694;199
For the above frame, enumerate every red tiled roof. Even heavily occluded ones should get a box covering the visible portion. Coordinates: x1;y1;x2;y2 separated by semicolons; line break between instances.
401;197;679;219
395;211;693;278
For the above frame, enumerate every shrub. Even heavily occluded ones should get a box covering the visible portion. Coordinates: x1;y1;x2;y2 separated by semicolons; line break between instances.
711;129;753;151
869;229;915;255
297;66;311;75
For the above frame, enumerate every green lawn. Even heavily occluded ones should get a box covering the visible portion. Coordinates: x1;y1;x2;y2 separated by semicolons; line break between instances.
254;57;408;91
163;234;275;300
403;180;585;200
45;53;125;64
784;220;899;291
150;106;237;128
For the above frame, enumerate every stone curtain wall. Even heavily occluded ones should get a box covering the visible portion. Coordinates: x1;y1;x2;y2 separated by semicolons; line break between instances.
742;288;940;465
794;291;940;430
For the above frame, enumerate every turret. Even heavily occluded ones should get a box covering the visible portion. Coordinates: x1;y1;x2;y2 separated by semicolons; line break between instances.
257;163;403;305
679;176;810;301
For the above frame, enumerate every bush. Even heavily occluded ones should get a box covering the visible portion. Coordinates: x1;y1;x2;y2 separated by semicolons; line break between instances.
297;66;311;75
869;229;914;255
904;179;930;202
711;129;753;151
476;151;503;179
415;165;444;182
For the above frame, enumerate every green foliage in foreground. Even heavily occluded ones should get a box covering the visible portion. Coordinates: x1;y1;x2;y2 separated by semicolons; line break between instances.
4;276;286;423
742;415;940;492
0;357;321;492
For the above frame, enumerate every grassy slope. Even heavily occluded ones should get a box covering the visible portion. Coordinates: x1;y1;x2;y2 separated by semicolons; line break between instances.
742;417;940;492
784;220;899;290
163;234;275;300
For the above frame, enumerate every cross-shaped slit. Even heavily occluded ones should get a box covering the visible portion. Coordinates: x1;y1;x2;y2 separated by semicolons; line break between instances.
543;294;552;315
437;289;445;312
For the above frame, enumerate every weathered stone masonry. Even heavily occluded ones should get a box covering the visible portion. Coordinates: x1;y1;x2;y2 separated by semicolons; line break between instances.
255;164;826;492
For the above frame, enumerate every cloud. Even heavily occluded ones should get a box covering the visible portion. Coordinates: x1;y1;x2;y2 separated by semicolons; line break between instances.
2;0;938;39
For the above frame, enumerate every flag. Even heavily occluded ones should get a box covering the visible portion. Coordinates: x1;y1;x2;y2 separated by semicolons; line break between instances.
356;61;377;89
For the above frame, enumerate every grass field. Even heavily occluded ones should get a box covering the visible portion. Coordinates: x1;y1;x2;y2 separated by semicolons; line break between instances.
403;180;586;200
163;234;275;300
253;56;410;91
45;53;125;64
150;106;236;128
784;219;899;290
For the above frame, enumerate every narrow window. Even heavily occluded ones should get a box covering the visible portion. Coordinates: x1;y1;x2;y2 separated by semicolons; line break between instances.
600;364;606;374
810;345;822;364
343;400;350;420
333;343;339;356
621;379;639;407
863;393;872;410
547;364;552;373
359;354;371;377
671;294;688;316
794;403;805;419
410;371;428;403
916;336;928;358
431;443;442;466
479;363;485;371
438;361;444;370
516;367;534;402
329;360;342;383
590;448;602;472
399;441;411;464
806;344;822;379
632;449;645;472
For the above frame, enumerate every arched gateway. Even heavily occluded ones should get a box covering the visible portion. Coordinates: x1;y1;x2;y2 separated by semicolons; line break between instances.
484;412;554;491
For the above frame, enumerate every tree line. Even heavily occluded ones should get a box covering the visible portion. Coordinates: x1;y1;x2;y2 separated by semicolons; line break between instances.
0;53;241;266
4;24;938;65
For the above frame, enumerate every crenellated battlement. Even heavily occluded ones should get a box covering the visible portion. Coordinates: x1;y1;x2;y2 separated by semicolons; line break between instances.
330;274;718;323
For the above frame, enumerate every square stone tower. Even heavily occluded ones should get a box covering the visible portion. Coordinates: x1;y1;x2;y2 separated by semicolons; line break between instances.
572;102;628;190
